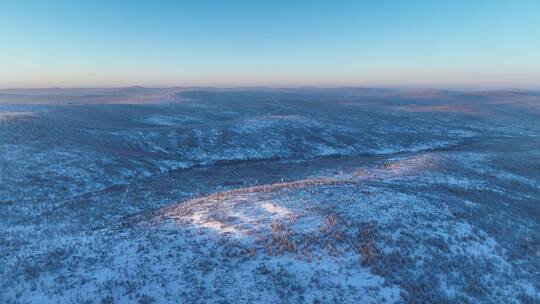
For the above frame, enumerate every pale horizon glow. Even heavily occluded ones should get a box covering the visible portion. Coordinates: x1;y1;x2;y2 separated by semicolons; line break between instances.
1;0;540;90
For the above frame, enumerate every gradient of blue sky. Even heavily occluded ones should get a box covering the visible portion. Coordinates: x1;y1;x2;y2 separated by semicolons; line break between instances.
1;0;539;89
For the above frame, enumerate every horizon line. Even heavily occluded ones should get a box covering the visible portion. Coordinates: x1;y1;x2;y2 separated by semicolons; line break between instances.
1;85;539;93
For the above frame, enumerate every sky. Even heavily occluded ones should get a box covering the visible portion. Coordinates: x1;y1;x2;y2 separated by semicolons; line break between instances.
1;0;539;89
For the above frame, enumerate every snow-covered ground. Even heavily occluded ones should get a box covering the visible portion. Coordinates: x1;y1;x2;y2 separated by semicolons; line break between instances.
1;88;539;303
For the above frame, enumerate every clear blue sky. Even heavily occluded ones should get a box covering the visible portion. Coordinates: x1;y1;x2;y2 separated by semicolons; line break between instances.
1;0;539;89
